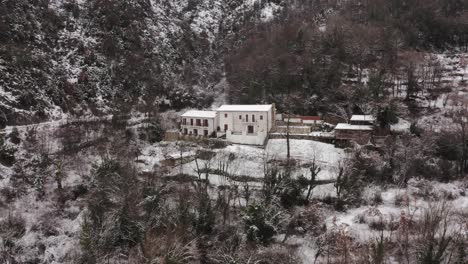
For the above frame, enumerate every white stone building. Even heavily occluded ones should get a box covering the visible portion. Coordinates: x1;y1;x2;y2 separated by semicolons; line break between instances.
216;104;275;145
180;110;218;137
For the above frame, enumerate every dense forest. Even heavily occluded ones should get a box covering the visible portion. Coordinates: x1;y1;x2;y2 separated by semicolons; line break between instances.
226;0;468;114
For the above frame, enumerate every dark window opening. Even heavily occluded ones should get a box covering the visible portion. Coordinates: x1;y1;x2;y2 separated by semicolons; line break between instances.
190;119;193;126
204;130;208;136
196;119;201;126
224;124;228;131
224;113;228;118
248;125;254;134
252;115;255;122
194;129;198;136
260;115;263;120
246;115;248;122
183;128;188;135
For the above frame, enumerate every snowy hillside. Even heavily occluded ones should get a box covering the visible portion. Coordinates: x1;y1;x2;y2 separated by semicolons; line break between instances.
1;0;467;263
0;0;284;127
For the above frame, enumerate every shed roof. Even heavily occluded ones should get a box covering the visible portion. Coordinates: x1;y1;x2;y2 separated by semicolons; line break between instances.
181;110;217;118
335;123;373;131
217;104;273;112
301;116;321;121
350;115;375;122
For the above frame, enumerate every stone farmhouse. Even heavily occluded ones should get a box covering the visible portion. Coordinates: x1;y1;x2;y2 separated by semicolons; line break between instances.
180;104;275;145
179;107;375;148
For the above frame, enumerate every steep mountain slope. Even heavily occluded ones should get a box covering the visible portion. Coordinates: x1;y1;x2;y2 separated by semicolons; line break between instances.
0;0;283;127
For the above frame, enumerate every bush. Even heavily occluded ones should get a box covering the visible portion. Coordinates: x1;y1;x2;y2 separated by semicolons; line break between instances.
8;127;20;144
0;110;7;129
140;120;164;144
0;213;26;248
243;203;278;244
281;178;306;208
0;134;16;166
377;105;398;129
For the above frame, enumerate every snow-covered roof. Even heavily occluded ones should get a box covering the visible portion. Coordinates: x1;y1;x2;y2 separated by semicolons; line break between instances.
167;151;197;159
335;123;373;131
217;104;273;112
350;115;375;122
181;110;217;118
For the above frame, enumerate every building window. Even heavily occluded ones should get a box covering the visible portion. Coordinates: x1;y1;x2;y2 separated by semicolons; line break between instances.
196;119;201;126
194;129;198;136
252;115;255;122
183;118;186;125
260;115;263;120
183;128;188;135
203;119;208;126
224;113;228;118
190;119;193;126
247;125;254;134
239;115;242;120
224;124;228;131
204;130;208;137
246;115;248;122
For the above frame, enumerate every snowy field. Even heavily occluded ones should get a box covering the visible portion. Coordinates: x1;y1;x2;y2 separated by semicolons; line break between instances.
135;139;346;201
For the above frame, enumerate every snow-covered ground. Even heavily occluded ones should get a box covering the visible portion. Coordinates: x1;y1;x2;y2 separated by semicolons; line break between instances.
327;179;467;239
1;118;466;263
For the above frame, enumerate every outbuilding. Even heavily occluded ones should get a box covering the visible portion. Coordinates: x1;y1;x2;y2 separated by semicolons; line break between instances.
335;123;373;146
350;115;375;126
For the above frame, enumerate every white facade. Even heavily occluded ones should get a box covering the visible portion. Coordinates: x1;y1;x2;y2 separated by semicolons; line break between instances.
216;104;274;145
180;110;218;137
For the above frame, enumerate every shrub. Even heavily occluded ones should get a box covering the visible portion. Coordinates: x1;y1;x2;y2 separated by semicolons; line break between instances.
142;120;164;144
0;134;16;166
0;110;7;129
8;127;20;144
0;213;26;249
280;178;306;208
243;203;278;244
377;105;398;129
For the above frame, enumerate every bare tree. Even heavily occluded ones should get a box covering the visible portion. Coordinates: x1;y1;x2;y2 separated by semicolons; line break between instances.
301;151;322;201
414;201;464;264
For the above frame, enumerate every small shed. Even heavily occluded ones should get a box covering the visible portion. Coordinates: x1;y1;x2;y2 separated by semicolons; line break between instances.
160;151;197;167
350;115;375;126
335;123;373;147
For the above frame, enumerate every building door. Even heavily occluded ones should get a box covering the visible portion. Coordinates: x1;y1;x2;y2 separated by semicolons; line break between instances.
204;130;208;137
224;124;228;131
248;125;254;134
183;128;188;135
194;129;198;136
